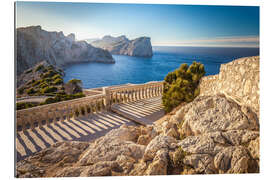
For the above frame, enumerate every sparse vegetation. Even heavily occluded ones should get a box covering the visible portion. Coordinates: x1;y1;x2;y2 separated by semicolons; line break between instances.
67;79;81;84
17;64;85;110
16;102;37;110
35;64;44;72
162;61;205;113
172;147;191;169
53;78;63;85
26;88;36;95
25;69;32;74
41;86;58;93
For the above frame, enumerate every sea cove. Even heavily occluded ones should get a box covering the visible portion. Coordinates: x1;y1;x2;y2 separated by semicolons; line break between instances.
63;46;259;88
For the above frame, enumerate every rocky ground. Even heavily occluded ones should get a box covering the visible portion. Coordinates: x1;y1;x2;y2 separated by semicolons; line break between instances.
16;56;260;177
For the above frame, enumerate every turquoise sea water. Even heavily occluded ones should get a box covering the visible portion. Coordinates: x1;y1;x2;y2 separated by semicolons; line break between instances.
63;46;259;89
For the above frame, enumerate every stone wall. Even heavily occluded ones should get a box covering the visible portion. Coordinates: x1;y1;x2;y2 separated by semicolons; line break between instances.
199;56;259;117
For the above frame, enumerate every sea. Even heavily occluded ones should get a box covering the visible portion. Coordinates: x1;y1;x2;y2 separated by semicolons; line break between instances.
63;46;259;89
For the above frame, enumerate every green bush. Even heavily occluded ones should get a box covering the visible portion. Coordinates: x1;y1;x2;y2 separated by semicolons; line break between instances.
172;147;190;169
53;78;63;85
41;70;58;78
32;79;42;86
41;86;57;94
67;79;81;84
52;74;62;80
26;88;36;95
162;62;205;113
39;82;49;89
35;64;44;72
16;102;36;110
18;87;25;95
25;69;32;74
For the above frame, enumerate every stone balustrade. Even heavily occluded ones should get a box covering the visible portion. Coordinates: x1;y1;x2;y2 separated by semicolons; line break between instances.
107;81;164;105
16;81;164;131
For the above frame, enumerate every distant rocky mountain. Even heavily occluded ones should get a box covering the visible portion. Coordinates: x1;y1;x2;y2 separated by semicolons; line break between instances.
16;26;115;76
84;38;100;44
91;35;153;57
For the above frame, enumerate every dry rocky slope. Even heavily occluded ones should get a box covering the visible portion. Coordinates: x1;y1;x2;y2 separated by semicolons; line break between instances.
16;56;260;177
90;35;153;57
16;26;114;75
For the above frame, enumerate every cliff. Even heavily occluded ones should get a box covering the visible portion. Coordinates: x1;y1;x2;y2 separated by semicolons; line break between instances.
16;56;260;177
90;35;153;57
16;26;115;75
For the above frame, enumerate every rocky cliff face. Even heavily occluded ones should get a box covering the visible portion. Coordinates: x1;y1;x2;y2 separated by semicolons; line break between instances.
91;35;153;57
16;56;260;177
16;26;114;75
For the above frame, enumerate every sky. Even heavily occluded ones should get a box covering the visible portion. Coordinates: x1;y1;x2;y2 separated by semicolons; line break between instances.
16;2;259;47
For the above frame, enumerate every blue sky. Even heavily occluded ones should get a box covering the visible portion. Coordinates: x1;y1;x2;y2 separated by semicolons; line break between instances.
16;2;259;47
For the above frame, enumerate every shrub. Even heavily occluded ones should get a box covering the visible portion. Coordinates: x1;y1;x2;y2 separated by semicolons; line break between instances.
67;79;81;84
16;102;36;110
41;70;58;78
53;78;63;85
162;62;205;113
26;88;36;95
18;87;25;94
35;64;44;72
25;69;32;74
39;82;48;89
52;74;62;80
32;79;41;86
41;86;57;93
172;147;191;169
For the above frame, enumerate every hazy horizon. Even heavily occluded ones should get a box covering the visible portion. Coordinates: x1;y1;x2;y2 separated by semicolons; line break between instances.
16;2;259;48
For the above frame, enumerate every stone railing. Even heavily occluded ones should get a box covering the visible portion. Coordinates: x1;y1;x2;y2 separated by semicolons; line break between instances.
16;81;164;131
16;94;106;131
106;81;164;106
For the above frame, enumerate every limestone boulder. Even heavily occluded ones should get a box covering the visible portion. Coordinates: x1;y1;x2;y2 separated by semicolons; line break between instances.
178;95;259;137
143;135;177;161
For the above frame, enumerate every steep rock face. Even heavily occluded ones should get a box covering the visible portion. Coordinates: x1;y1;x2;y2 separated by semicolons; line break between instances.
91;35;153;57
16;26;114;75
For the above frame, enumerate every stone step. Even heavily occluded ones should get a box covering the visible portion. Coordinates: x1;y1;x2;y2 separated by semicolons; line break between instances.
111;104;153;126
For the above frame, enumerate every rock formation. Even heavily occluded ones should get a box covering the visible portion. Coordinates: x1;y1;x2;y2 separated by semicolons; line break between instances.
16;26;115;75
16;56;260;177
90;35;153;57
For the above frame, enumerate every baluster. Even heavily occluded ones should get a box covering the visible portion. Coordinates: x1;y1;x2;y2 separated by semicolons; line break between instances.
29;114;35;130
139;87;142;100
38;112;43;128
90;102;94;114
133;89;136;101
53;108;58;123
126;90;129;102
85;103;90;116
80;104;84;117
21;114;27;131
101;99;106;111
135;88;138;101
119;91;124;103
131;89;134;101
66;105;71;120
149;86;153;97
60;106;65;121
46;110;51;125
